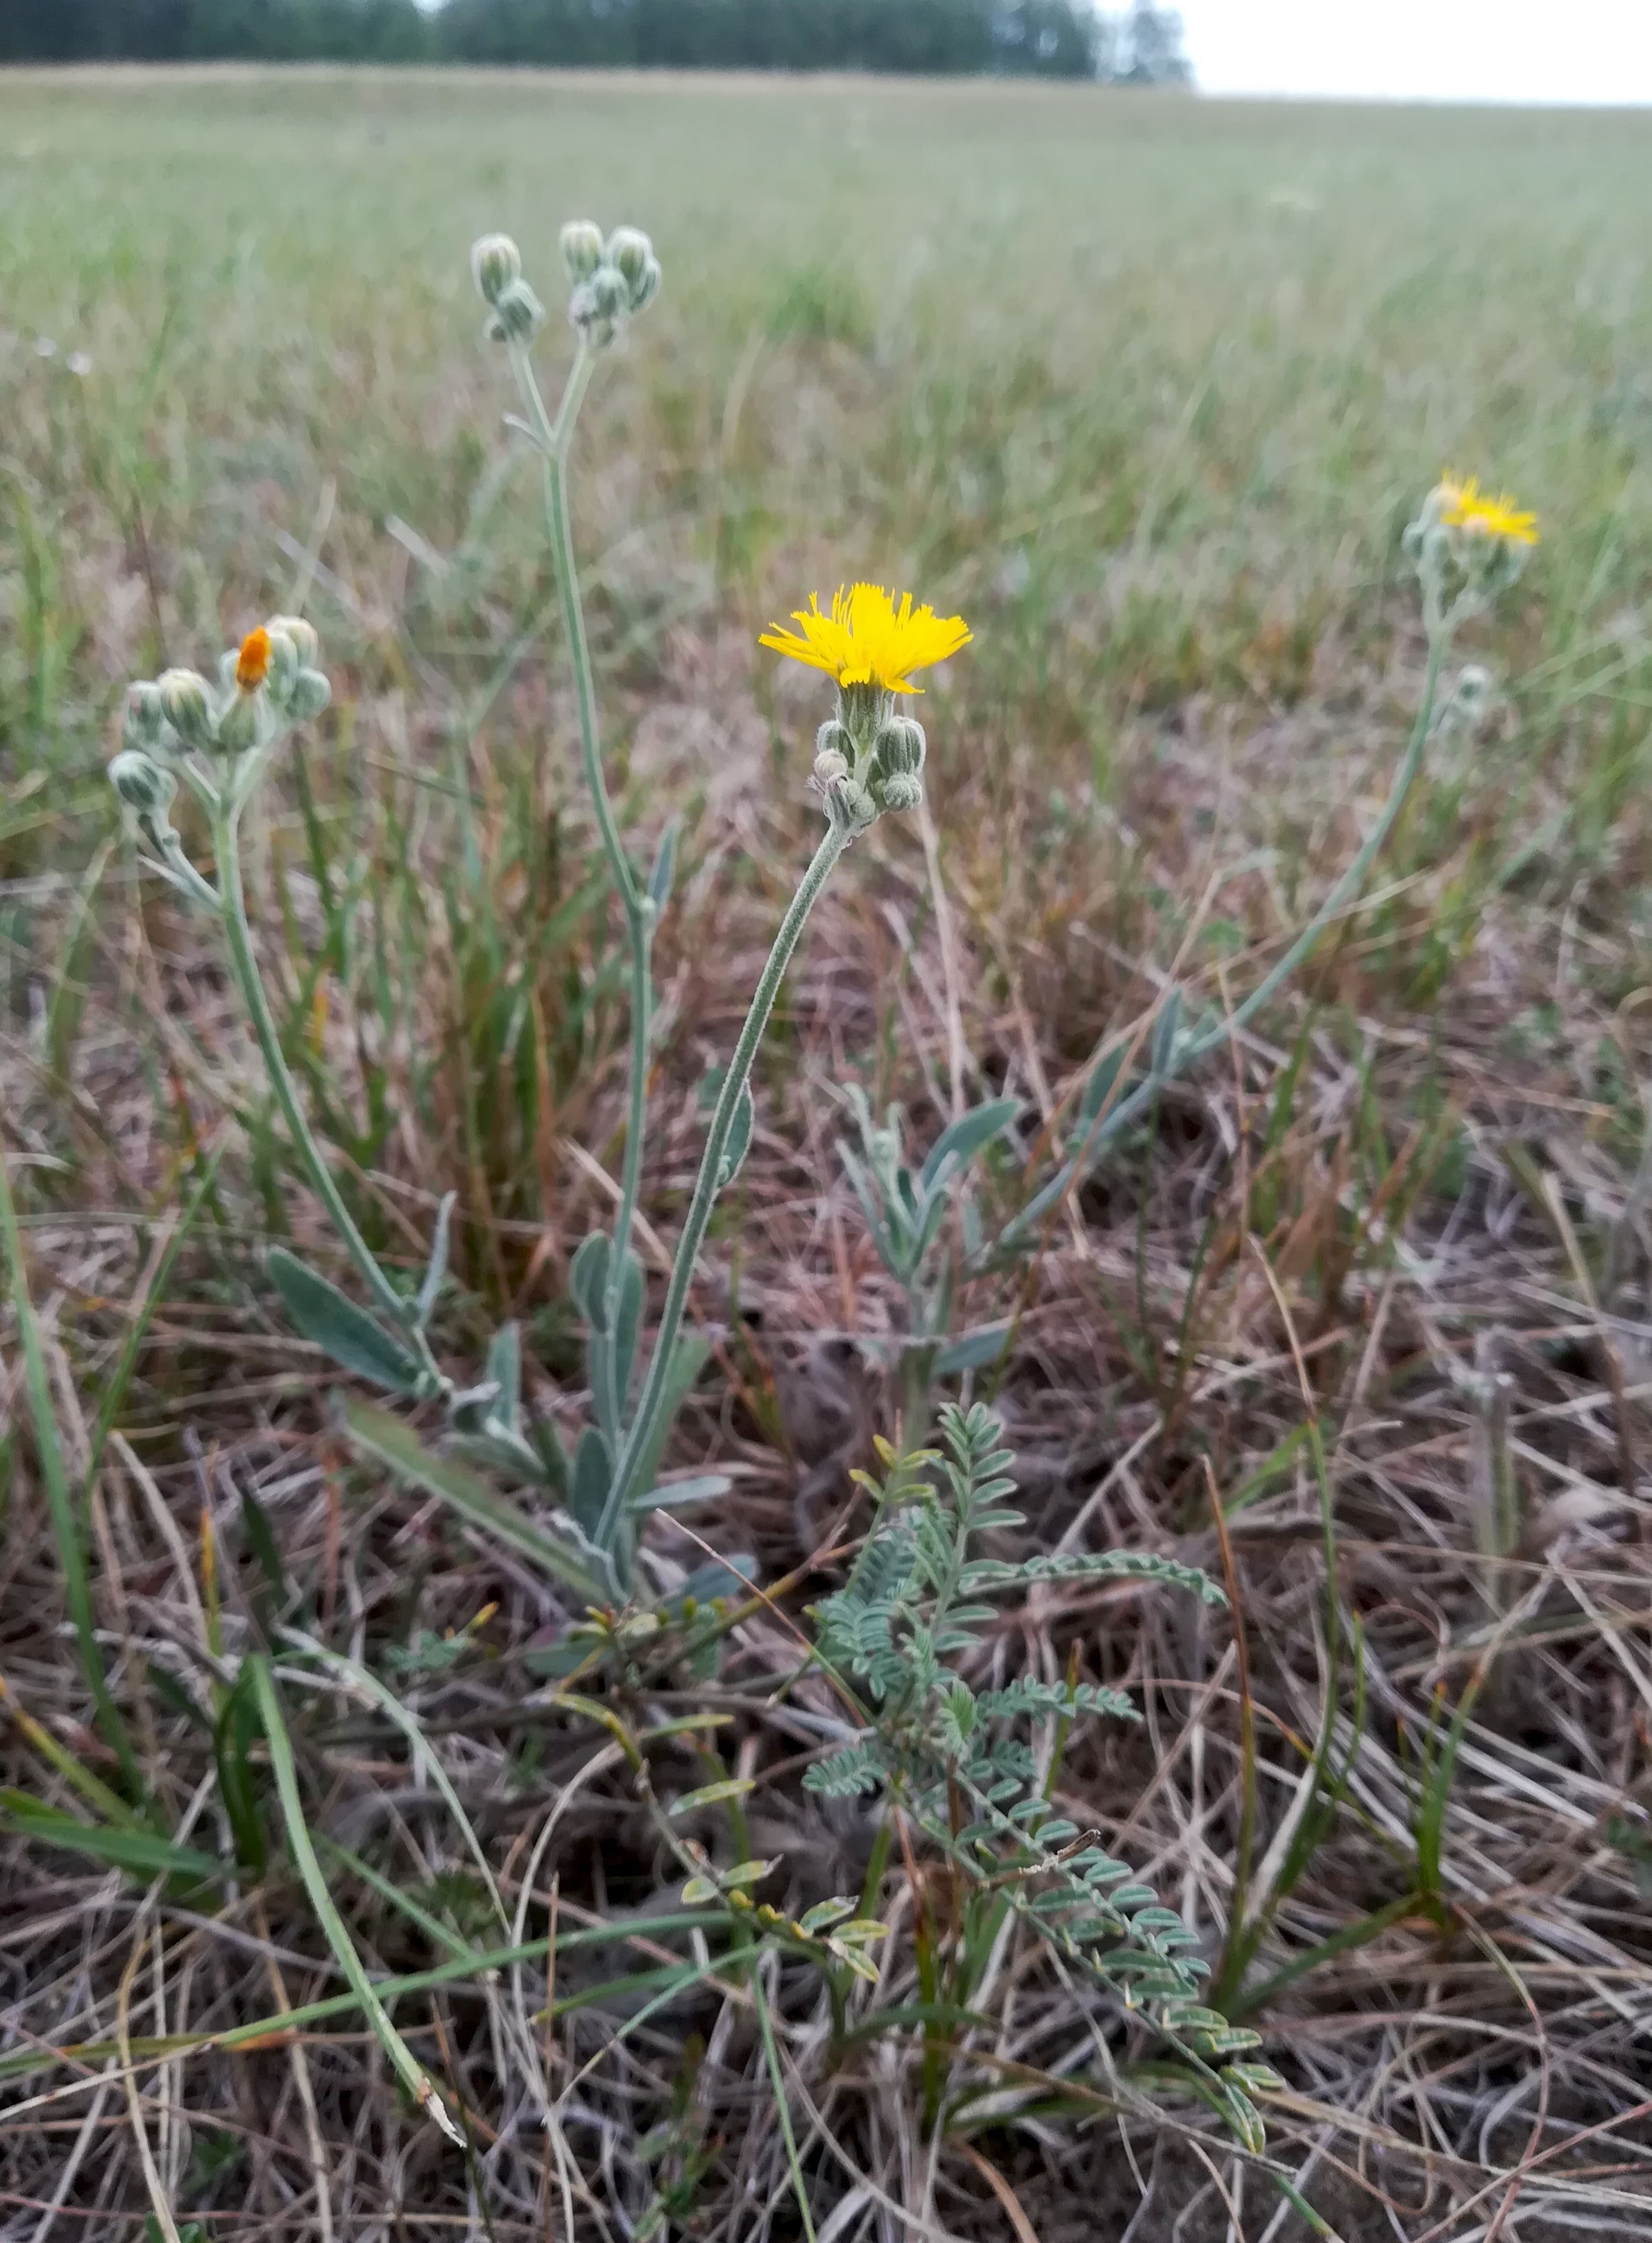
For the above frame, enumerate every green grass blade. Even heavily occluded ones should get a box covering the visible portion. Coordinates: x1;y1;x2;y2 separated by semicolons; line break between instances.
751;1965;819;2243
0;1924;729;2091
278;1632;509;1935
85;1145;225;1488
342;1397;608;1603
0;1129;141;1796
248;1654;466;2147
0;1792;225;1882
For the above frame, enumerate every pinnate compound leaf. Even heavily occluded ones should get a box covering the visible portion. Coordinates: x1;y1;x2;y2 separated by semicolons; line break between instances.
267;1249;420;1393
958;1549;1225;1605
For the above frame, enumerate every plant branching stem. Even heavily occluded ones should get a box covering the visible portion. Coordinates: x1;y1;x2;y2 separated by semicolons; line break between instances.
509;341;654;1363
1003;635;1448;1250
215;802;446;1392
604;821;852;1539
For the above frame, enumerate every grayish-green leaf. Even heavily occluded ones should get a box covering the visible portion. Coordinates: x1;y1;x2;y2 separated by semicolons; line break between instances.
1150;985;1183;1077
570;1231;611;1333
934;1323;1012;1376
414;1191;457;1328
613;1252;644;1411
483;1320;522;1433
648;820;677;914
268;1249;420;1393
570;1424;613;1541
920;1098;1021;1195
341;1398;606;1603
629;1472;733;1514
716;1084;754;1191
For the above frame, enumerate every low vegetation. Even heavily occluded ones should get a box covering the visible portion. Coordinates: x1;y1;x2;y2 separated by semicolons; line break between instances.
4;67;1652;2240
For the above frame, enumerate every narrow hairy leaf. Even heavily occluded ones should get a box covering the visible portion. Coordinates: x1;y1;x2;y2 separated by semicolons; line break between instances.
919;1098;1021;1193
267;1249;420;1393
341;1399;607;1602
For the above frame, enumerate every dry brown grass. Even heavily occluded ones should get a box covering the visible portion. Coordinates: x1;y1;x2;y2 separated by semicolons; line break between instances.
6;65;1652;2243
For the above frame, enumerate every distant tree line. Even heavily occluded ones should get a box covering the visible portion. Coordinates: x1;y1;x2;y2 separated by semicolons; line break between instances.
0;0;1192;80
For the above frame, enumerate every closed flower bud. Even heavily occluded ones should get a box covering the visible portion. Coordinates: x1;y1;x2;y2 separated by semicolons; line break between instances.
486;278;545;346
588;265;628;321
559;219;605;284
470;232;522;306
262;627;301;700
157;667;215;750
814;744;849;785
629;255;662;315
264;613;319;668
216;690;260;756
109;748;176;817
606;225;652;287
1454;663;1492;716
122;680;168;751
880;771;923;813
288;669;332;723
873;714;925;782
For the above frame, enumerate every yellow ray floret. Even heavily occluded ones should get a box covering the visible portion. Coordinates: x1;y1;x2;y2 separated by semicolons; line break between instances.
1438;474;1539;547
759;583;971;694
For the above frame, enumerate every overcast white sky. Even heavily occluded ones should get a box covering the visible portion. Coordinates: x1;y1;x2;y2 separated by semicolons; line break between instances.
1176;1;1652;103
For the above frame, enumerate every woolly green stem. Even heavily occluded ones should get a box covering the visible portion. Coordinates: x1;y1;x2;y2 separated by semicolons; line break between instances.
1001;633;1449;1251
604;821;853;1542
510;339;654;1386
216;801;446;1392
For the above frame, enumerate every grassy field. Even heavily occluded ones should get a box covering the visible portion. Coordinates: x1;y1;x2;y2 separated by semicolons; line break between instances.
6;65;1652;2241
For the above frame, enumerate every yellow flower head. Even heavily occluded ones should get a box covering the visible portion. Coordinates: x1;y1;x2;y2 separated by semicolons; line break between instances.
759;583;971;695
235;626;273;692
1437;474;1538;548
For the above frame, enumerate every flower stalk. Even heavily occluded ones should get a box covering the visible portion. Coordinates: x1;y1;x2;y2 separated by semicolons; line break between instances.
602;817;853;1536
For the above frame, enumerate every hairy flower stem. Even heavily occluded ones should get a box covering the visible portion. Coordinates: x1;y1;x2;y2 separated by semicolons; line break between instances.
509;341;652;1364
215;801;447;1392
604;821;853;1540
1003;634;1448;1252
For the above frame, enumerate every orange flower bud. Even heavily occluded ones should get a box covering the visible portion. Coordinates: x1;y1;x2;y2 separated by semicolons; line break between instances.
235;627;272;693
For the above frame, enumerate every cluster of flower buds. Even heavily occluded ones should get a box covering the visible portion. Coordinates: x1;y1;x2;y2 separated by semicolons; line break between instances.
812;692;928;830
108;617;331;824
1403;475;1538;638
470;232;544;346
559;220;662;348
471;223;662;354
